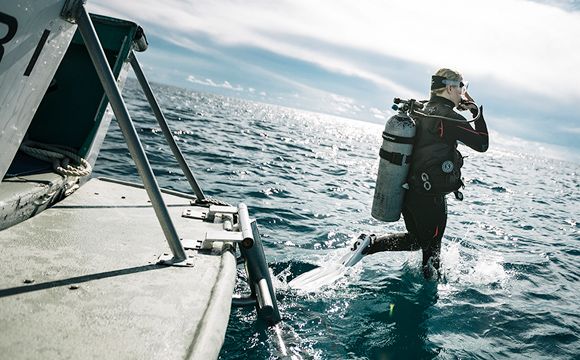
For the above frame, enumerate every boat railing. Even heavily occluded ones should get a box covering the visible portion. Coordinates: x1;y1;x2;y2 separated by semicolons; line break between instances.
128;51;207;203
75;2;188;260
64;0;281;325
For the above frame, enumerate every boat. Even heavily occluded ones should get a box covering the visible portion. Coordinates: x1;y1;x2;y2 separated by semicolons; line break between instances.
0;1;281;358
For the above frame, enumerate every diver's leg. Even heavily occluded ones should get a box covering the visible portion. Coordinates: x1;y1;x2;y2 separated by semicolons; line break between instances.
420;195;447;279
364;232;420;254
422;240;442;278
364;194;422;254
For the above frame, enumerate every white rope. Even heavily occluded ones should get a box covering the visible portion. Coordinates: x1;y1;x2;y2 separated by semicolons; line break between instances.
19;141;92;177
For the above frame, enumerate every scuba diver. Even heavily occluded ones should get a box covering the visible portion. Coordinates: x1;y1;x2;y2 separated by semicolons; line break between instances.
364;68;489;279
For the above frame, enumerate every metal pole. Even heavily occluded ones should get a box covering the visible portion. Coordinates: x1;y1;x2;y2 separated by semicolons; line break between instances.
238;213;281;325
129;52;206;201
238;203;254;248
76;6;186;261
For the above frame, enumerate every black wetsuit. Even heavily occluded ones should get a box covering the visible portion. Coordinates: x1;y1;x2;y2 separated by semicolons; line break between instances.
368;95;489;278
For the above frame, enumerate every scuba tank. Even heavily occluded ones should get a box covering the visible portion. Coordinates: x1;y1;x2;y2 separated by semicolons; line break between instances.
371;98;420;222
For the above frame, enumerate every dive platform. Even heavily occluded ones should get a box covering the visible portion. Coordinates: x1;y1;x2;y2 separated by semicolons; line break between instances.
0;178;237;359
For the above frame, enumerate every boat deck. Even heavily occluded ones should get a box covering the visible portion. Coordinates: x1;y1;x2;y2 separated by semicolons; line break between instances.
0;177;236;359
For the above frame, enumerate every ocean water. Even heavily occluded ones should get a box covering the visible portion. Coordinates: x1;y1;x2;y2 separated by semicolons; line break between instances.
93;80;579;359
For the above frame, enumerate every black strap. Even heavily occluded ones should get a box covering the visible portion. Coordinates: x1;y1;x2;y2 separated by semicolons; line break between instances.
382;131;414;144
431;75;447;90
379;148;411;166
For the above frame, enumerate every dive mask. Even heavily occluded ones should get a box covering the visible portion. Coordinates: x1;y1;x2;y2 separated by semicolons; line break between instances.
431;75;468;93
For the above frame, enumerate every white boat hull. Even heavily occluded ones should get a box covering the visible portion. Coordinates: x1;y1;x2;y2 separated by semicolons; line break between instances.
0;0;76;180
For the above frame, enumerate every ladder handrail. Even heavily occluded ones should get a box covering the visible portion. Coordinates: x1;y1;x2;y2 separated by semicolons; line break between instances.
129;51;206;202
76;4;187;261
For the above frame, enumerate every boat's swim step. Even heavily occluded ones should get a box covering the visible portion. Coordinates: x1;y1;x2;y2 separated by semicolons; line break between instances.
0;177;235;360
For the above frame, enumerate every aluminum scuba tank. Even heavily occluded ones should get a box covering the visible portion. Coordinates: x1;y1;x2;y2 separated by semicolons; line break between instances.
371;110;416;222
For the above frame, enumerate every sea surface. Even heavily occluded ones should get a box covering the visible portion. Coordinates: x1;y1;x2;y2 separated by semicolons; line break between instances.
93;80;579;359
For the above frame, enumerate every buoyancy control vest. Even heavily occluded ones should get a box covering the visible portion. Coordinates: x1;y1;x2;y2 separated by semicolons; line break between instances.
407;99;465;196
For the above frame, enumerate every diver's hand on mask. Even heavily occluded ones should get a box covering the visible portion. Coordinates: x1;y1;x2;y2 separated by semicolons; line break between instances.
458;99;477;112
459;91;478;112
466;101;478;112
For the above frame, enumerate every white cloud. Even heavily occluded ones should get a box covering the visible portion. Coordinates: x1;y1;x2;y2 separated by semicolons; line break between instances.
186;75;243;91
90;0;580;104
222;81;243;91
330;93;355;105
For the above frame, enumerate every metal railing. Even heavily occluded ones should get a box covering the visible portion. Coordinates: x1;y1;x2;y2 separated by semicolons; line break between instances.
68;0;282;328
76;4;187;261
129;52;206;202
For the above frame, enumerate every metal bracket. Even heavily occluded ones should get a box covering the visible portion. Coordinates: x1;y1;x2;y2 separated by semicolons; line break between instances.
182;208;208;220
182;205;238;221
183;231;245;250
181;239;204;250
156;254;194;267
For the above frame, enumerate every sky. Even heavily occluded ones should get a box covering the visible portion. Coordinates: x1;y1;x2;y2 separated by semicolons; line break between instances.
88;0;580;150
